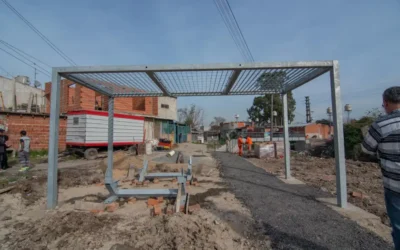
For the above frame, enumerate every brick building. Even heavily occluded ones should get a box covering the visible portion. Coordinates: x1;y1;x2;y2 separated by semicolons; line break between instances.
0;112;67;151
44;80;159;116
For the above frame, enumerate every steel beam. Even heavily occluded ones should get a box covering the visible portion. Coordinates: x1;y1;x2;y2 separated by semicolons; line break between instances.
145;173;184;178
282;93;291;179
47;69;61;209
330;61;347;208
54;61;333;74
284;68;330;93
117;188;179;197
146;72;171;96
139;160;149;182
62;74;112;96
223;70;241;95
105;97;114;184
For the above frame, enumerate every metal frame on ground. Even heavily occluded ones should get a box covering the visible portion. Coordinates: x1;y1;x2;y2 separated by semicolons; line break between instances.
47;60;347;209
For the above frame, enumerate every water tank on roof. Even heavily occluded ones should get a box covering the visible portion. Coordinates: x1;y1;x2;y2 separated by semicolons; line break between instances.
15;75;30;85
344;104;352;112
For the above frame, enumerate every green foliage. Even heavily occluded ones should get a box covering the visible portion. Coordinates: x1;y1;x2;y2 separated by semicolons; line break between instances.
343;124;363;159
256;71;287;90
248;71;296;123
365;108;384;120
30;149;48;158
247;92;296;124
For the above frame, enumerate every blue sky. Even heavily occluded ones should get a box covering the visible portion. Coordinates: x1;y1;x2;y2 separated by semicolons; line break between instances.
1;0;399;126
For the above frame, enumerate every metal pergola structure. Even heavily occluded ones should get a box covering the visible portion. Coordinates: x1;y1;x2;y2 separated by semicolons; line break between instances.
47;60;347;209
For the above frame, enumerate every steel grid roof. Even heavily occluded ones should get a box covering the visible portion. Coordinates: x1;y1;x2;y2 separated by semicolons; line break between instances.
55;61;334;97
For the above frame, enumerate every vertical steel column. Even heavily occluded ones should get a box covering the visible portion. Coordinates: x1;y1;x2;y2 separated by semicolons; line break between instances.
330;60;347;208
106;97;114;183
270;95;274;141
47;70;61;209
282;93;291;179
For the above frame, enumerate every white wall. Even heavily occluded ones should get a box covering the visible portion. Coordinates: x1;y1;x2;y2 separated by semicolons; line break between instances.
157;97;177;121
0;76;45;111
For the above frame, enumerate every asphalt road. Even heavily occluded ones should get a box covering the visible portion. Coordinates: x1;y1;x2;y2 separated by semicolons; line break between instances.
214;152;392;250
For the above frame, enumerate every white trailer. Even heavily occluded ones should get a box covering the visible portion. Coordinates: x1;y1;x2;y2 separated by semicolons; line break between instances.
66;110;144;159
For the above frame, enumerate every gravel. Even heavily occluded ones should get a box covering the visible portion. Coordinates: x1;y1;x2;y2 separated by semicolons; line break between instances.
214;152;392;250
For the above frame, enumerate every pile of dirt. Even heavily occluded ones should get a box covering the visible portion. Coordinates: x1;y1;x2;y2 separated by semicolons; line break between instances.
9;167;103;206
117;212;257;250
99;151;157;176
4;211;266;250
4;211;121;249
248;155;388;225
58;167;103;188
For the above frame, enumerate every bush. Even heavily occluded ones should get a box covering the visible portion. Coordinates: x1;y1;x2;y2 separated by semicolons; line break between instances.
343;124;363;159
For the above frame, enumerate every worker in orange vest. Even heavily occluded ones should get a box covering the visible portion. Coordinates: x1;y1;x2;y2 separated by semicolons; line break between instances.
238;135;243;156
246;136;253;153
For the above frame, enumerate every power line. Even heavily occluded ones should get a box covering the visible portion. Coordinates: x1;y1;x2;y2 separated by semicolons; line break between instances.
0;47;51;76
0;40;51;68
0;41;51;75
214;0;251;62
0;66;13;77
1;0;77;66
213;0;254;62
224;0;254;62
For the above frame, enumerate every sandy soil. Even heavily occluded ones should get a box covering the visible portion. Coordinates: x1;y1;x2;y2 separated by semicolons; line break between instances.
247;154;388;226
0;144;270;250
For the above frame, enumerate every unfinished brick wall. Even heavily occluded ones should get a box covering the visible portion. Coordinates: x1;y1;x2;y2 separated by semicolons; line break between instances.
45;80;74;114
45;81;159;116
0;112;67;151
132;97;146;111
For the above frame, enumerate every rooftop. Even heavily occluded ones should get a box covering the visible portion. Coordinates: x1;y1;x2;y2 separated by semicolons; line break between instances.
54;61;333;97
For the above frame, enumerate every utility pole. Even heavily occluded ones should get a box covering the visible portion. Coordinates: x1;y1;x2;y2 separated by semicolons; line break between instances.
270;94;274;141
305;96;312;123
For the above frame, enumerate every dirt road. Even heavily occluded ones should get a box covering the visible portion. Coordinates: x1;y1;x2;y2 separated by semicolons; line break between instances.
214;152;391;250
0;143;270;249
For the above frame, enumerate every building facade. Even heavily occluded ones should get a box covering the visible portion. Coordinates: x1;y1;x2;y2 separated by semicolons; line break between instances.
0;75;46;112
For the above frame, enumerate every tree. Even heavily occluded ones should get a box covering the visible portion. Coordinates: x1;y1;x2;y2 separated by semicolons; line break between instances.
210;116;226;127
256;71;287;90
248;71;296;124
247;92;296;124
365;108;384;121
178;104;204;129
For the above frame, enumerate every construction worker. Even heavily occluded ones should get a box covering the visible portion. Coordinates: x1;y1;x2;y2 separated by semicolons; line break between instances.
246;135;253;153
238;135;243;156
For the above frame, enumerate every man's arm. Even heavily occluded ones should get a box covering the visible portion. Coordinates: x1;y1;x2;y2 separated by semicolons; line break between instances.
20;139;24;152
361;123;382;155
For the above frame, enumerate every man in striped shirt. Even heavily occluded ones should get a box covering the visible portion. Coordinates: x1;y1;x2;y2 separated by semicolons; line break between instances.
362;86;400;249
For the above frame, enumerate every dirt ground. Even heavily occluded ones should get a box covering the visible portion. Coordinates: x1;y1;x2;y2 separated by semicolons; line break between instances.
0;144;270;250
247;154;388;226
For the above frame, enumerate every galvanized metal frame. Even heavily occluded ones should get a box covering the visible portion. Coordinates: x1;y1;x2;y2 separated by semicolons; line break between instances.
139;157;193;182
47;60;347;209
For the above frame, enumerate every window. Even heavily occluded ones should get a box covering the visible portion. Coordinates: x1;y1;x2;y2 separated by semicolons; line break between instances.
73;117;79;125
161;104;169;109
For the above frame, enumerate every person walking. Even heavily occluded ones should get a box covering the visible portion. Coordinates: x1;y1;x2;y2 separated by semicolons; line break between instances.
246;136;253;152
362;86;400;249
237;135;244;156
19;130;31;172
